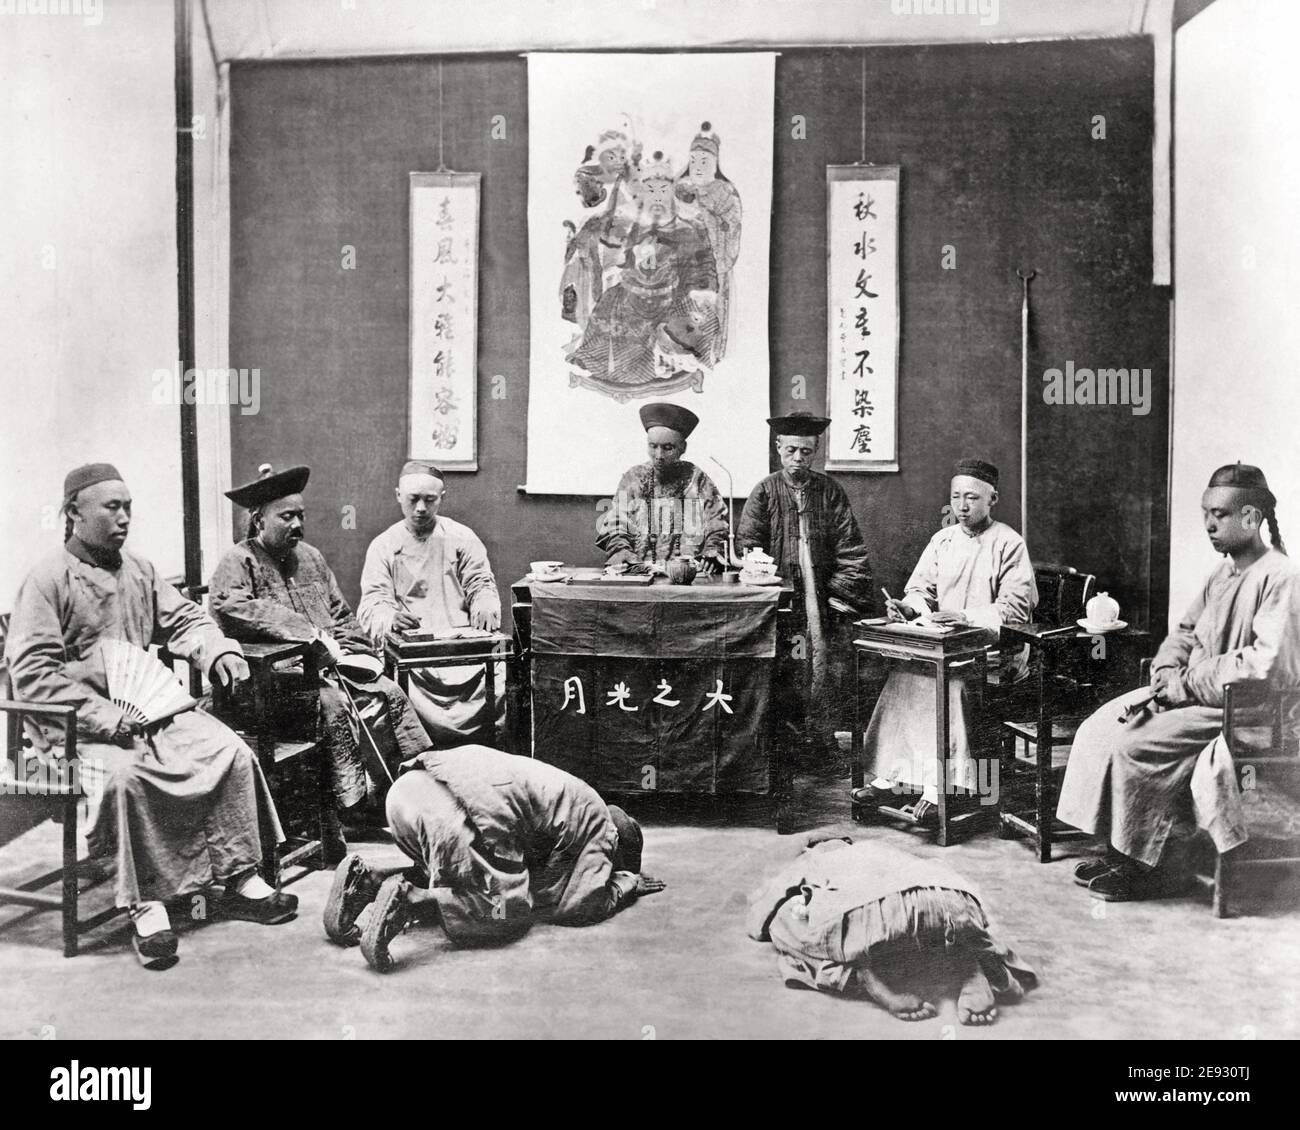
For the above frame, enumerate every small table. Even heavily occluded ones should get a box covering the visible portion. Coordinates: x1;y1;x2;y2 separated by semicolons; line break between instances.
383;632;516;751
850;623;990;847
996;622;1151;861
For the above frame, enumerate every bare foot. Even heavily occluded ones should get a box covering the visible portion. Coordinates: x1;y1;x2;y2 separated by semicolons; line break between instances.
957;962;998;1026
853;962;937;1021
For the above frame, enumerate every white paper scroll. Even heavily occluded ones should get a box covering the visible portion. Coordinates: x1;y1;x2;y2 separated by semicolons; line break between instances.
409;171;480;471
825;165;900;472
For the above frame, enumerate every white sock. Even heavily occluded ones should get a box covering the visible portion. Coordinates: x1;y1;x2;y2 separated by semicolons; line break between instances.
921;785;939;805
130;900;172;937
233;872;275;900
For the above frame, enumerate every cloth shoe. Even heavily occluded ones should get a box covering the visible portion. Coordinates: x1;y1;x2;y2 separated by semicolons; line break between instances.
360;876;414;973
323;853;382;946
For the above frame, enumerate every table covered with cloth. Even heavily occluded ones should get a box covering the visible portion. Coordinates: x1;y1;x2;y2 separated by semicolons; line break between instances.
527;581;782;794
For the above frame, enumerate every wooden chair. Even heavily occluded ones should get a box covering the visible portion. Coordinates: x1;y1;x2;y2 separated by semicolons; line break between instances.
993;563;1104;860
205;639;345;885
1212;680;1300;917
0;613;128;956
160;581;343;885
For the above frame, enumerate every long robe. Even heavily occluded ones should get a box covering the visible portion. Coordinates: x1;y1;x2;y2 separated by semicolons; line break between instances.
3;539;283;907
384;744;638;945
596;459;730;564
208;539;431;807
738;469;874;743
567;215;719;389
747;839;1037;997
861;520;1037;799
357;518;504;745
1057;548;1300;866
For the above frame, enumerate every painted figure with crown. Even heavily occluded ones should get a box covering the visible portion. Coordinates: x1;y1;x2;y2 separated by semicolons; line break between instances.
566;147;721;400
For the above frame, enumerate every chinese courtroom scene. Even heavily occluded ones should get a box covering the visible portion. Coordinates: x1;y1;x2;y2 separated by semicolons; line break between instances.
2;0;1296;1053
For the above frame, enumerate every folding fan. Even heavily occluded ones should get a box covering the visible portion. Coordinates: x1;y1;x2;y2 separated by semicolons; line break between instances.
100;639;198;729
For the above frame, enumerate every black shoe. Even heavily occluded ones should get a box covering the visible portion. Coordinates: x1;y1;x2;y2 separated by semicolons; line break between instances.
360;876;414;973
222;888;299;925
323;853;381;946
131;929;179;970
1073;857;1112;887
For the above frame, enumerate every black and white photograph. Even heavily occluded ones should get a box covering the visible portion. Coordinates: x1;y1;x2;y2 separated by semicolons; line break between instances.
0;0;1295;1075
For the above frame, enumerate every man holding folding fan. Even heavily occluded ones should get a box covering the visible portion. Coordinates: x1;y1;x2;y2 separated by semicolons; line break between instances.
4;463;298;969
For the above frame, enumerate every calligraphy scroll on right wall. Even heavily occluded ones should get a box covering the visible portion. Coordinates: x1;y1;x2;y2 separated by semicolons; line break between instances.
825;165;900;472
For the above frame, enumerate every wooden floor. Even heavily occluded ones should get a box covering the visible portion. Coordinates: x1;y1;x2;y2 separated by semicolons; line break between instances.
1;774;1298;1040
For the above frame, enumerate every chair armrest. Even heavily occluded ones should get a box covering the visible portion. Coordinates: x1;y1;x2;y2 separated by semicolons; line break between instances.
0;700;77;722
0;699;79;762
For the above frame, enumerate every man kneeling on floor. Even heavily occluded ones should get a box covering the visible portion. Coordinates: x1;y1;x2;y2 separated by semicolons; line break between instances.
322;744;665;971
748;836;1037;1025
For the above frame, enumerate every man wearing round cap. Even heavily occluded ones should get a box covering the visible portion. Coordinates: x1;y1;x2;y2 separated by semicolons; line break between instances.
357;460;505;744
209;464;433;824
1058;462;1300;901
856;458;1037;823
738;412;875;766
4;464;298;968
596;402;730;570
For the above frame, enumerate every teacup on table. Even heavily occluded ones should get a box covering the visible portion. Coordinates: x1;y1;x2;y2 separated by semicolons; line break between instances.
531;560;564;580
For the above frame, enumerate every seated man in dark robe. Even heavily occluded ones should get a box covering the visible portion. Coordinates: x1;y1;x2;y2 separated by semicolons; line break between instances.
4;463;297;969
1058;463;1300;901
596;402;730;571
208;464;432;826
738;412;874;768
748;836;1037;1025
321;744;664;972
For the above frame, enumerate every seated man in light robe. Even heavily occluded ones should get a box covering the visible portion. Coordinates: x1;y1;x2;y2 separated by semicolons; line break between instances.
738;411;874;768
320;744;665;972
1058;463;1300;901
748;836;1037;1024
209;464;432;824
357;460;504;746
596;402;730;571
4;464;297;969
855;459;1037;823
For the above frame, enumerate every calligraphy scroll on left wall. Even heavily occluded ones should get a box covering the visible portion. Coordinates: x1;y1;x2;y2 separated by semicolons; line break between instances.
825;165;900;472
409;171;480;471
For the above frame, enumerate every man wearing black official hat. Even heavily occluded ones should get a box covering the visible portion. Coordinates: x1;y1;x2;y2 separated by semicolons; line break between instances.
856;457;1037;824
209;463;433;826
737;411;875;767
1059;462;1300;901
4;463;297;969
596;402;730;571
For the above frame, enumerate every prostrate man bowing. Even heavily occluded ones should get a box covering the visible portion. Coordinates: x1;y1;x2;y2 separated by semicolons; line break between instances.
596;402;730;571
322;744;665;973
4;463;296;969
856;459;1037;823
209;464;432;824
738;412;874;766
1059;463;1300;901
357;460;504;745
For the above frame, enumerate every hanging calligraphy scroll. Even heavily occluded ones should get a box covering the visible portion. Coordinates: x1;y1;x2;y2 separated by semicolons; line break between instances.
409;171;480;471
825;165;900;472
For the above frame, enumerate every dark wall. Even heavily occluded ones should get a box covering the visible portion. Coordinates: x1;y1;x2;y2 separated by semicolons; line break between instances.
229;40;1169;629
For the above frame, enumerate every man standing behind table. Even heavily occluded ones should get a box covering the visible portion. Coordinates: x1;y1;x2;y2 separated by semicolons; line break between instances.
855;459;1037;823
596;402;730;571
4;463;296;969
209;464;432;823
1058;463;1300;901
737;412;874;766
357;460;505;745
